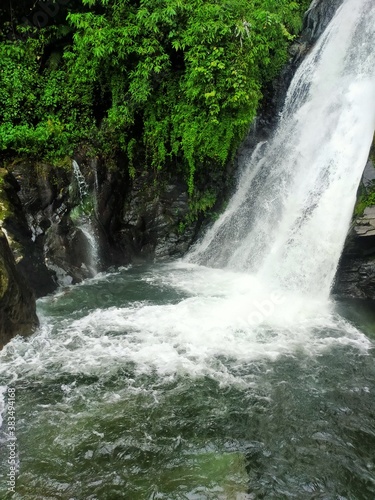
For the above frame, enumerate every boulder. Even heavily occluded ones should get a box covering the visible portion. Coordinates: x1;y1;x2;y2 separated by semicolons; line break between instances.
0;165;58;297
0;229;39;348
334;207;375;299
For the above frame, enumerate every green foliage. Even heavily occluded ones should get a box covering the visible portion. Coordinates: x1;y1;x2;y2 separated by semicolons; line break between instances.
188;190;217;219
355;181;375;216
70;195;95;221
0;0;309;194
0;29;95;162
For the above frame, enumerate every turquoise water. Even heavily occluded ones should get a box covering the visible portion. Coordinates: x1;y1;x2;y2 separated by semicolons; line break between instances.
0;264;374;499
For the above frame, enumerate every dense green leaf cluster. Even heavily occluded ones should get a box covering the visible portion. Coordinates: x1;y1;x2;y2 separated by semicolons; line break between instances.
355;138;375;215
0;0;309;191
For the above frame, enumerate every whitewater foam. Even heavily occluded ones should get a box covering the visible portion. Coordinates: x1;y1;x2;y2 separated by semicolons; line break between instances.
0;265;370;388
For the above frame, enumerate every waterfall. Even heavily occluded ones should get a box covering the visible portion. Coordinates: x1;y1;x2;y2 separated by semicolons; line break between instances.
72;160;89;200
187;0;375;298
72;160;100;276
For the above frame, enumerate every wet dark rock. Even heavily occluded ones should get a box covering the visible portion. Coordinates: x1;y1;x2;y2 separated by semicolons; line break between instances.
2;152;200;295
0;229;38;349
334;206;375;299
362;160;375;188
44;220;94;284
119;173;196;261
303;0;344;43
0;166;58;297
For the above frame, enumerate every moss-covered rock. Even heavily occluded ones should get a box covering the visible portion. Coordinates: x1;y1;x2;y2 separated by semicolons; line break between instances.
0;168;12;223
1;163;59;296
0;229;39;349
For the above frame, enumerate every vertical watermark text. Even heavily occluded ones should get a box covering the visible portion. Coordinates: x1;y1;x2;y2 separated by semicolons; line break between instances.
6;387;17;494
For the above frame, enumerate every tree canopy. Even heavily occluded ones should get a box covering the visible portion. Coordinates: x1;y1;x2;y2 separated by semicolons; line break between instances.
0;0;309;192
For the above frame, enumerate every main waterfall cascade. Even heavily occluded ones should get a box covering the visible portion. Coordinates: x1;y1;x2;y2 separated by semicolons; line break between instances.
187;0;375;298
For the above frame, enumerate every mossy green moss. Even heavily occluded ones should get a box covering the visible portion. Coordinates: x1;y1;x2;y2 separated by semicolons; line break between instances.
70;195;95;222
0;255;9;299
355;186;375;216
0;168;12;225
354;138;375;216
0;168;25;260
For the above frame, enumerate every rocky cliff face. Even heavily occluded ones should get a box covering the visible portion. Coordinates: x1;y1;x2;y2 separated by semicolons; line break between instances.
0;165;58;297
334;151;375;300
0;154;207;297
0;229;38;348
119;172;196;261
334;207;375;299
303;0;344;42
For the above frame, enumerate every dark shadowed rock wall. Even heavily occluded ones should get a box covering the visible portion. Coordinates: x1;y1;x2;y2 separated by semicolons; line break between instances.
334;149;375;300
0;229;38;348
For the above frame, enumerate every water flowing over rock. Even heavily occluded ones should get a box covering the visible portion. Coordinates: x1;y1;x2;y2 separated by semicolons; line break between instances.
2;158;104;291
1;153;200;296
303;0;345;43
69;160;100;277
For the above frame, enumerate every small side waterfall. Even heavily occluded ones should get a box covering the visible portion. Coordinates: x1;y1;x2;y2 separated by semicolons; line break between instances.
71;160;100;276
187;0;375;298
72;160;89;201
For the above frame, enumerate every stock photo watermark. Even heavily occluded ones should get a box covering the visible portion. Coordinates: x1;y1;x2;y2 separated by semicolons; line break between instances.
245;291;286;327
6;387;17;494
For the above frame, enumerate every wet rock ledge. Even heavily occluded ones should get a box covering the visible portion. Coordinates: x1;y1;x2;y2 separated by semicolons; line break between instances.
0;229;39;348
334;207;375;300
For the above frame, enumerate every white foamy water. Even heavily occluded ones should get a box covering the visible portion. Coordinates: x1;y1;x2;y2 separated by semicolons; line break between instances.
72;159;89;199
0;386;6;430
0;264;370;388
187;0;375;299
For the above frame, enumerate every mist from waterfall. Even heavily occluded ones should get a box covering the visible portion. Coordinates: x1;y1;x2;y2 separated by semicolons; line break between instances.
187;0;375;299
